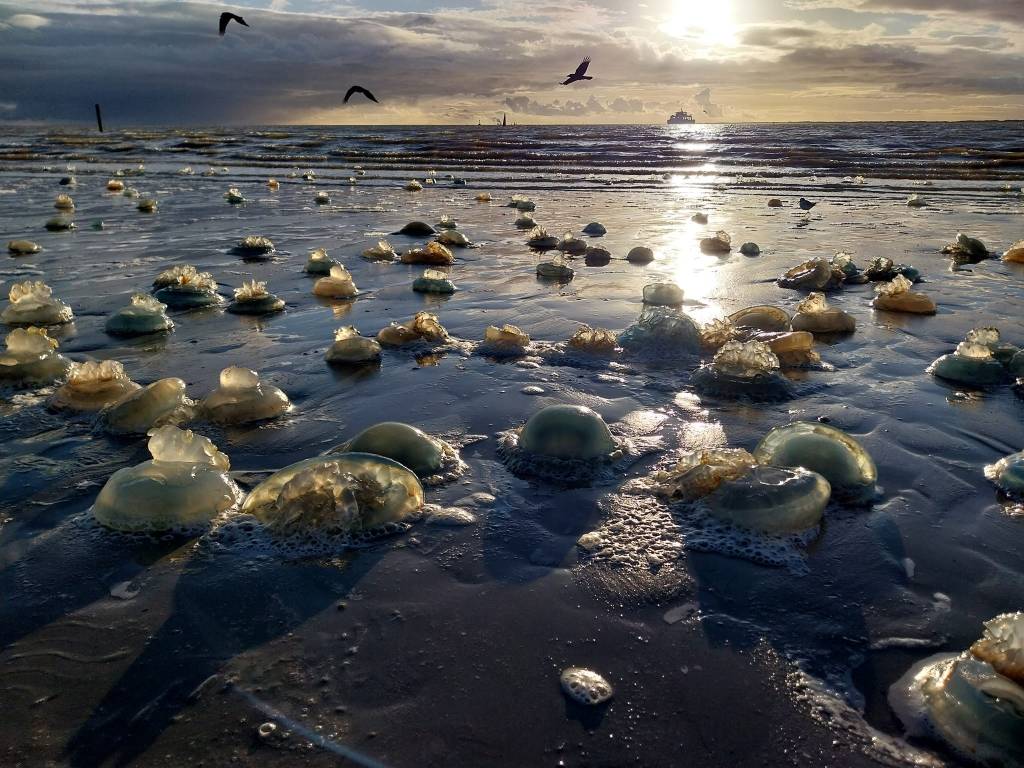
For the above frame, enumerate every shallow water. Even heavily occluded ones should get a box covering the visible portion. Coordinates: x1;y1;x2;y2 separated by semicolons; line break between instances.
1;123;1023;767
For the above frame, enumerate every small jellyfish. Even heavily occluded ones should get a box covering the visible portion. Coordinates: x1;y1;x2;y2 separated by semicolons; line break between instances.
739;242;761;256
7;239;41;255
618;307;701;356
267;179;280;190
234;235;276;258
767;198;783;207
705;466;831;533
106;179;125;191
929;331;1010;386
727;305;791;332
314;190;330;205
198;366;291;425
984;450;1024;498
123;188;139;199
480;324;529;356
906;194;927;207
0;327;70;387
99;377;194;435
54;193;74;211
328;421;460;481
44;217;75;232
153;266;222;309
475;192;492;202
413;268;456;294
509;195;535;212
691;213;709;225
584;246;611;266
312;265;359;299
2;281;74;326
626;246;655;264
436;214;457;230
378;312;449;347
700;317;736;349
567;325;618;355
558;232;587;254
1002;240;1024;264
650;448;758;502
514;213;536;229
362;240;397;261
229;280;285;314
305;248;339;275
642;282;683;307
405;180;422;191
526;227;559;250
325;326;382;365
746;330;820;368
224;187;246;204
436;229;471;247
863;257;919;283
691;340;793;401
106;294;174;336
699;230;732;254
560;667;613;706
137;198;158;213
777;257;841;291
49;360;139;412
91;426;243;532
754;422;876;501
536;256;575;281
791;293;856;334
942;232;989;264
582;222;607;236
871;274;936;315
401;241;454;265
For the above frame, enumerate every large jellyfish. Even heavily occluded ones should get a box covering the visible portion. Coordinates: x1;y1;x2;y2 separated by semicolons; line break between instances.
437;214;457;229
558;232;587;254
480;324;530;356
727;305;791;333
567;325;618;355
45;217;75;232
2;281;73;326
582;222;607;236
401;242;454;266
942;232;989;264
153;266;222;309
871;274;936;314
312;265;358;299
643;282;684;307
515;213;535;229
743;330;821;368
1004;240;1024;264
863;257;920;284
618;307;701;356
585;246;611;266
198;367;291;425
228;280;285;314
888;612;1024;768
499;404;621;483
99;377;194;435
328;422;462;483
91;426;243;532
650;448;758;502
753;422;876;501
929;330;1011;386
305;248;339;275
436;229;471;248
54;193;75;210
378;312;449;347
325;326;382;364
704;466;831;533
8;239;42;255
790;293;856;334
536;256;575;281
699;231;732;254
137;198;158;213
691;340;793;401
526;227;559;250
777;258;842;291
105;294;173;336
626;246;655;264
361;240;398;262
985;450;1024;499
395;221;436;236
0;327;70;386
413;268;456;294
233;235;276;258
49;360;139;412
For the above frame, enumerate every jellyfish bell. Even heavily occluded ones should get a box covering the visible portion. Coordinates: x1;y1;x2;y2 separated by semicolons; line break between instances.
929;331;1011;386
642;282;684;307
906;194;927;207
224;187;246;204
378;312;450;347
480;324;529;356
401;241;455;266
745;330;820;368
436;214;457;230
152;266;222;309
305;248;338;275
475;192;492;202
233;235;276;259
328;421;462;482
44;217;75;232
830;252;862;281
412;268;456;294
405;180;423;191
864;257;920;283
137;198;158;213
315;190;330;205
267;179;280;190
790;293;856;334
229;280;285;314
618;306;701;356
650;448;758;502
567;325;618;355
99;377;194;435
777;258;841;291
739;242;761;256
106;179;125;192
54;193;74;211
984;450;1024;498
704;465;831;533
0;327;70;387
198;366;291;425
312;265;359;299
700;318;736;350
727;305;791;333
514;213;536;229
106;294;174;336
7;239;42;255
582;222;607;236
584;246;611;266
942;232;989;264
526;227;559;250
1004;240;1024;264
871;274;936;315
325;326;382;365
49;360;139;412
519;404;617;460
91;426;243;533
691;340;793;401
397;221;436;236
699;231;732;254
536;257;575;281
361;240;397;262
436;229;471;248
2;281;74;326
767;198;783;208
558;232;587;254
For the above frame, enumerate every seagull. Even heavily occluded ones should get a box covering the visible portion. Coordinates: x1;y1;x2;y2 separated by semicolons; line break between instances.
799;197;817;211
219;12;248;36
344;86;379;104
561;58;593;86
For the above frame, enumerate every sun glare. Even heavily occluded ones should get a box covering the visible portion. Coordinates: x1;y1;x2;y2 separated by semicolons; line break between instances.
661;0;738;50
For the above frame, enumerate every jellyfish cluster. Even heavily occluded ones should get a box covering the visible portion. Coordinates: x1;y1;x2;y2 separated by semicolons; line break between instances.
929;327;1021;386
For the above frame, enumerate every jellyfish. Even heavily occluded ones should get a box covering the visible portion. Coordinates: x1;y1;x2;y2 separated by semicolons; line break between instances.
582;222;607;236
650;448;759;502
91;426;243;532
499;404;621;482
400;242;454;266
560;668;613;706
327;421;461;482
618;307;701;356
642;282;684;307
0;327;70;387
626;246;655;264
767;198;783;207
906;194;927;207
871;274;936;315
198;366;291;425
378;312;449;347
526;227;559;250
228;280;285;315
362;240;397;261
942;232;989;264
106;179;125;192
49;360;139;412
480;324;529;356
700;318;736;350
585;246;611;266
984;450;1024;498
692;213;709;225
153;266;222;309
412;268;456;294
267;179;280;190
99;377;194;435
700;231;732;254
2;281;73;326
315;191;330;205
739;242;761;256
791;293;856;334
224;188;246;204
405;180;422;191
54;193;74;211
536;256;574;281
830;252;862;281
888;612;1024;767
435;214;457;230
777;258;842;291
704;466;831;533
515;213;536;229
929;332;1010;386
754;422;876;501
558;232;587;254
305;248;339;275
567;325;618;355
105;294;174;337
234;236;275;259
863;257;920;283
312;265;359;299
137;198;158;213
475;192;492;202
123;188;139;199
691;340;793;401
325;326;382;365
1003;240;1024;264
745;330;820;368
239;453;424;535
436;229;471;247
7;239;41;255
727;305;791;332
1010;351;1024;378
508;195;535;212
44;217;74;232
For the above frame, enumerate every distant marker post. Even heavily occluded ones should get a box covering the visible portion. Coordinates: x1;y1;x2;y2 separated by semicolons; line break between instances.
95;104;104;133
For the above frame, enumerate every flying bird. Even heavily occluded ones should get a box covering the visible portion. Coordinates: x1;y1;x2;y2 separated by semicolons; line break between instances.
219;12;249;36
344;86;379;104
799;197;817;211
561;58;593;86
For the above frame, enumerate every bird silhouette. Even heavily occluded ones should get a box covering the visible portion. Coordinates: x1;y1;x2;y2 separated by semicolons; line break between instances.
344;85;379;104
219;12;248;35
561;58;593;85
799;197;817;211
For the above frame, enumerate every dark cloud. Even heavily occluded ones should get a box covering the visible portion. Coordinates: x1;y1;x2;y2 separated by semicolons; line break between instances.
504;95;644;116
790;0;1024;26
741;25;819;48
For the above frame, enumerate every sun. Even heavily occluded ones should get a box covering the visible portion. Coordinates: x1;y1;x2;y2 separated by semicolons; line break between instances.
661;0;738;50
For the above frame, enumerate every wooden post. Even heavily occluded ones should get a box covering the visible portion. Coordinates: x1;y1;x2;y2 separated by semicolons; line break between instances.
95;104;104;133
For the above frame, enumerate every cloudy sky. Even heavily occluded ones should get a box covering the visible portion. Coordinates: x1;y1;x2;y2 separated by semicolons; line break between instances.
1;0;1022;124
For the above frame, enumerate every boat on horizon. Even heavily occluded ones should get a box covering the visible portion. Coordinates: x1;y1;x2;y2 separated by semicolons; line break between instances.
667;109;696;125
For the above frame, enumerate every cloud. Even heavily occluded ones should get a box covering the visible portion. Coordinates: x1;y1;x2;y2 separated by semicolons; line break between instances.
2;12;50;29
692;87;723;118
785;0;1024;26
504;95;644;116
0;101;16;111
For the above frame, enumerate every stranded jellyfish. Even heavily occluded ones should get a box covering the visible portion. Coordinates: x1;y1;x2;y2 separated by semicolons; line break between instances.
328;421;461;482
618;307;701;356
0;327;70;387
767;198;783;207
106;179;125;192
864;257;920;283
526;227;559;250
691;340;793;401
315;191;330;205
700;231;732;254
396;221;436;236
582;222;607;236
437;215;457;230
567;325;618;355
889;612;1024;767
267;179;280;190
929;329;1011;386
906;194;927;207
700;318;736;349
436;229;471;248
508;194;535;212
106;294;173;336
745;330;820;368
240;453;424;536
754;422;876;501
1004;240;1024;264
229;280;285;314
49;360;139;412
99;377;194;435
137;198;158;213
312;265;358;299
378;312;449;347
7;239;41;255
739;242;761;256
790;293;856;334
536;256;574;281
54;193;74;210
777;258;841;291
413;269;456;294
643;282;684;307
871;274;936;314
692;213;708;224
198;367;291;425
224;188;246;204
233;235;276;259
499;404;621;482
704;466;831;533
305;248;338;275
325;326;382;365
44;217;75;232
651;448;758;502
728;305;791;333
405;180;422;192
2;281;73;326
558;232;587;255
92;426;243;532
560;668;613;706
942;232;989;264
153;265;222;309
626;246;655;264
985;451;1024;498
362;240;397;261
515;213;535;229
401;242;454;266
585;246;611;266
480;324;530;356
476;192;492;202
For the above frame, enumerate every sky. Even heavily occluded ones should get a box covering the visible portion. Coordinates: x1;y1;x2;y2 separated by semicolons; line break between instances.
1;0;1022;124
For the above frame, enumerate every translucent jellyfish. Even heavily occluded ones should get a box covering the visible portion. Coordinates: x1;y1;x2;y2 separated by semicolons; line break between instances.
700;230;732;254
436;229;470;247
508;195;535;212
234;235;275;258
2;281;73;326
582;222;607;236
312;265;358;299
558;232;587;254
650;448;758;502
123;187;139;199
526;227;559;250
7;239;41;255
328;421;461;481
929;332;1010;386
91;426;243;532
325;326;382;365
475;192;492;202
984;450;1024;498
863;256;920;283
767;198;783;207
44;217;75;232
198;366;291;424
224;187;246;204
1010;351;1024;378
536;256;575;281
305;248;339;275
642;282;684;306
830;252;861;280
239;453;424;535
777;258;841;291
480;324;530;355
99;377;194;435
437;214;457;229
942;232;989;264
888;612;1024;768
705;466;831;533
412;268;456;294
315;190;330;205
106;179;125;191
584;246;611;266
746;330;820;368
137;198;158;213
396;221;435;236
618;307;701;356
400;241;454;266
54;193;74;210
964;327;1021;365
691;340;793;401
754;422;876;500
519;404;616;460
567;325;618;355
405;180;422;191
906;194;927;207
152;266;222;309
0;327;70;386
228;280;285;315
106;294;173;336
699;317;736;349
739;242;761;256
1003;240;1024;264
560;668;613;706
514;213;535;229
267;179;280;190
361;240;397;261
871;274;936;315
692;213;709;224
49;360;139;412
626;246;655;264
791;293;856;334
378;312;449;346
